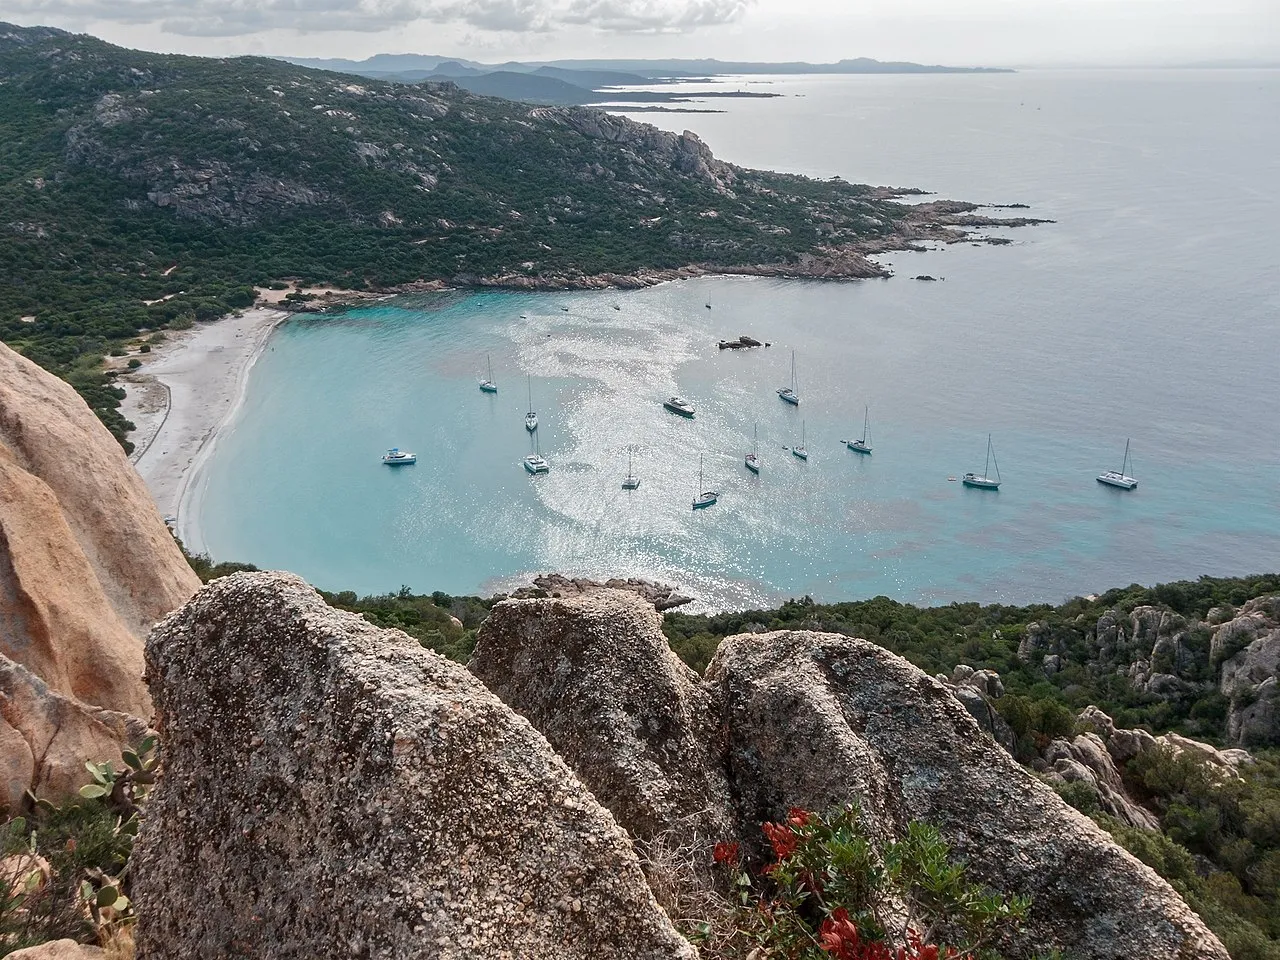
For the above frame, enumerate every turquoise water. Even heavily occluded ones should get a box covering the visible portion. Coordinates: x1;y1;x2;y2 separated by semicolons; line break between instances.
194;70;1280;609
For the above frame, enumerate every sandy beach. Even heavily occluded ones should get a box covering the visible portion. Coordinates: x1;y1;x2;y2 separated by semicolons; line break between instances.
119;307;288;553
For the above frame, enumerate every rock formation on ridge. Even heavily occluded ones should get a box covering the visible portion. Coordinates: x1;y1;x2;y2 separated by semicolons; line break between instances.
0;341;199;807
469;593;1229;960
134;573;696;960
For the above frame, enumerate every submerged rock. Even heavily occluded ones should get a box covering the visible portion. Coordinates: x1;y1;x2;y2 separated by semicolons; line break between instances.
134;572;695;960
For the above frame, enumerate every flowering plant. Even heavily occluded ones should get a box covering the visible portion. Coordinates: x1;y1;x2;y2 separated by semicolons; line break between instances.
700;806;1030;960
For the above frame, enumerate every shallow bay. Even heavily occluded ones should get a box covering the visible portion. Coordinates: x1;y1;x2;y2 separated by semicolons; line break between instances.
193;69;1280;608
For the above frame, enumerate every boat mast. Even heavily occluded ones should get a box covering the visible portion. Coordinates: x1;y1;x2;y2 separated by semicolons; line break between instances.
1121;438;1130;475
984;434;992;479
989;435;1001;482
792;351;799;395
698;454;704;492
754;424;759;455
487;353;494;383
862;406;870;444
527;374;533;413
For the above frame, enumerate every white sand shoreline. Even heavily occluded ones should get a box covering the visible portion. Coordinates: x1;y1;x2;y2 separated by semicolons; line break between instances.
119;307;289;554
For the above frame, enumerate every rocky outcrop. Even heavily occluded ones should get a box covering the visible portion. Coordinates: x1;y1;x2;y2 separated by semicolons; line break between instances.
470;593;1226;959
0;341;200;718
134;573;695;960
1214;597;1280;746
509;574;694;611
0;656;151;810
936;664;1016;754
706;632;1226;959
1041;733;1160;829
470;591;733;850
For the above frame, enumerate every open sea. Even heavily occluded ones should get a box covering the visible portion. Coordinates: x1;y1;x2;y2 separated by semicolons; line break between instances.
190;69;1280;609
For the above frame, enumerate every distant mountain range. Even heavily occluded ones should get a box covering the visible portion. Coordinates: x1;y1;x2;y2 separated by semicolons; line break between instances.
281;55;1011;106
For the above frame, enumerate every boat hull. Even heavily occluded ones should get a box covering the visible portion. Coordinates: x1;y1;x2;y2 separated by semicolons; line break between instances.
962;475;999;489
525;416;538;432
777;389;800;406
663;401;695;418
1097;473;1138;490
523;457;549;474
846;441;872;455
479;383;497;394
622;477;640;490
382;456;416;465
744;456;760;474
692;493;718;509
792;448;808;461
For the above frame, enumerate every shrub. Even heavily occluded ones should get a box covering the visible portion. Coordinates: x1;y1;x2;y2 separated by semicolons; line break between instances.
697;806;1030;959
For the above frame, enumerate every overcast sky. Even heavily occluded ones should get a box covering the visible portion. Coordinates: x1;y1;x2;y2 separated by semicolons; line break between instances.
4;0;1276;66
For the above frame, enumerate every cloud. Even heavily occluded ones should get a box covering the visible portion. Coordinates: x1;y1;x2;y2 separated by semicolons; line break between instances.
7;0;750;37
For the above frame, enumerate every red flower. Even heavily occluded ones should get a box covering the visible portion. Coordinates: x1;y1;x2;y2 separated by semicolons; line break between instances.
762;821;798;860
712;841;740;866
787;807;812;828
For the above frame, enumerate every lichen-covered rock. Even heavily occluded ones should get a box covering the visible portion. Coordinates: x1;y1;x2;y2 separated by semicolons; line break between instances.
133;572;695;960
0;341;199;718
1214;597;1280;747
706;630;1229;960
470;592;734;851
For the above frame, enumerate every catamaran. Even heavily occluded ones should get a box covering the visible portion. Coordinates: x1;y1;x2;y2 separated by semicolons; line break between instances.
381;447;417;465
777;350;800;405
692;454;718;509
962;434;1001;489
847;406;872;455
478;354;498;393
523;434;549;474
524;375;538;432
745;424;761;474
622;448;640;490
1097;439;1138;490
663;396;696;418
792;421;809;461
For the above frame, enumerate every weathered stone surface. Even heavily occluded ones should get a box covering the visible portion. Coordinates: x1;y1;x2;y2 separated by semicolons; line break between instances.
470;592;734;849
0;341;199;718
706;630;1229;960
1042;733;1159;829
1215;597;1280;747
5;940;105;960
134;572;695;960
509;574;694;611
936;665;1016;754
0;654;150;809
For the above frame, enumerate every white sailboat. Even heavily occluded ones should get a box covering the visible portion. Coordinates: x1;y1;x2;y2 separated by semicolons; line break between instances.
692;454;718;509
847;406;872;455
962;434;1001;489
478;353;498;393
745;424;761;474
622;448;640;490
792;421;809;460
777;350;800;405
524;375;538;432
1097;439;1138;490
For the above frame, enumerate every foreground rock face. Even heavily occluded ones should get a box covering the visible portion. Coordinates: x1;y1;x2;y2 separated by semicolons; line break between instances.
705;631;1226;960
473;595;1228;960
134;573;695;960
0;342;199;718
471;592;733;849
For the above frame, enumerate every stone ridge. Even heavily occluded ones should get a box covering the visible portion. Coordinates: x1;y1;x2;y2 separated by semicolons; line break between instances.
470;592;1229;960
470;592;734;851
706;630;1230;960
134;572;696;960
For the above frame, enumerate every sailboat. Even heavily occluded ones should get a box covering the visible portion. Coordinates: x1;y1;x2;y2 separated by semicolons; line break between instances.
847;406;872;455
962;434;1001;489
478;354;498;393
777;351;800;405
1097;439;1138;490
523;433;549;474
745;424;761;474
622;447;640;490
792;421;809;461
692;454;718;509
524;375;538;432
